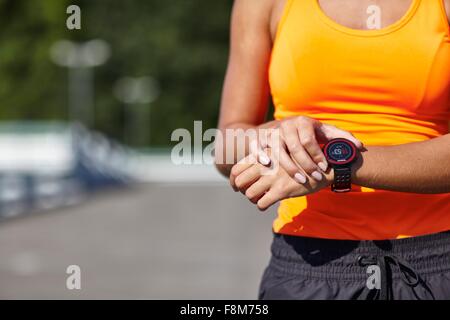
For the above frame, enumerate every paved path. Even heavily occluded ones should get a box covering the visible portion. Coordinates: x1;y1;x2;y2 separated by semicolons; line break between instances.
0;183;275;299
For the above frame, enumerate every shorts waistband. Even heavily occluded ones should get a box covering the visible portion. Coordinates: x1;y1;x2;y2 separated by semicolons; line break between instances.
270;231;450;281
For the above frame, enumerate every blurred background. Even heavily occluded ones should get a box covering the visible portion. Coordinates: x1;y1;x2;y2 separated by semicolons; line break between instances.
0;0;276;299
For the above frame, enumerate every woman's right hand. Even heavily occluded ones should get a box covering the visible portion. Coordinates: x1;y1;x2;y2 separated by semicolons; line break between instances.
252;116;364;184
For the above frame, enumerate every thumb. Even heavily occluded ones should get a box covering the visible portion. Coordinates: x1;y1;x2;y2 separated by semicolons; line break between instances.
318;124;364;149
249;139;271;166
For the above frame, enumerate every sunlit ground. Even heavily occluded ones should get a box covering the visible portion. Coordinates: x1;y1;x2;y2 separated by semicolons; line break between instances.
0;183;275;299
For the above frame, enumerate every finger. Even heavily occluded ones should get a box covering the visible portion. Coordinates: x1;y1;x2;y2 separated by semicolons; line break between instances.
291;148;323;182
234;163;264;193
281;122;322;180
318;124;364;149
230;155;257;191
271;141;307;184
244;176;272;204
253;130;273;165
296;117;328;172
250;138;271;166
256;189;281;212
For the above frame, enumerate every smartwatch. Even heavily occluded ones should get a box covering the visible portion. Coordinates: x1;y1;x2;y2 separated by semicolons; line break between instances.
323;138;358;193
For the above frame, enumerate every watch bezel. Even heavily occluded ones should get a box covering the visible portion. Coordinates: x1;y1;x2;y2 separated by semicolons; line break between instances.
324;138;357;166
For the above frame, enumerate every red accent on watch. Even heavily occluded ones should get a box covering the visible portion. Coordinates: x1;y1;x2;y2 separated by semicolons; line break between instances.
323;138;358;193
323;138;357;166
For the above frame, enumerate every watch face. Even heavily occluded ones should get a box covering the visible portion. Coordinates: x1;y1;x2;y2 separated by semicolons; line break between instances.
324;139;357;165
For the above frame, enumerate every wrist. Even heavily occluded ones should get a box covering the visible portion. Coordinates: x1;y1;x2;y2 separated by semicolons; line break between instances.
323;166;335;186
350;147;364;184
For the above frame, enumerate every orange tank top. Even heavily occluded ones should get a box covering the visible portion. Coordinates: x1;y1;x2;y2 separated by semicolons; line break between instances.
269;0;450;240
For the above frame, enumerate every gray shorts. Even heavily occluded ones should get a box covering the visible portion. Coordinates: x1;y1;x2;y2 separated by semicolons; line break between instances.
259;231;450;300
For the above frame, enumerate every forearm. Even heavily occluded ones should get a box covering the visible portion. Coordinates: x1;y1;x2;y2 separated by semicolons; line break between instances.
352;134;450;193
215;120;279;177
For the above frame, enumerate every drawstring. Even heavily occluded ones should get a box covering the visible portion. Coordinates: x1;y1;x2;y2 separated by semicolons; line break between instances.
357;255;433;300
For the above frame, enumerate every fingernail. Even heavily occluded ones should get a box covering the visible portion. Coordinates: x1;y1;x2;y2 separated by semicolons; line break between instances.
311;171;323;181
259;153;271;166
318;162;328;171
294;173;307;184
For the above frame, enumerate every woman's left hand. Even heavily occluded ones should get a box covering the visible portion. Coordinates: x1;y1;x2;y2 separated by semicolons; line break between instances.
230;150;334;211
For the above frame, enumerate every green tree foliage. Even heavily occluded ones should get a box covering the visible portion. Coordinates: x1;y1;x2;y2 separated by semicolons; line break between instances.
0;0;233;147
0;0;72;119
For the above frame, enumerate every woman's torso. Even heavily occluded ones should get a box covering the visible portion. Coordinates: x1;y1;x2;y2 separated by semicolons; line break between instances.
269;0;450;240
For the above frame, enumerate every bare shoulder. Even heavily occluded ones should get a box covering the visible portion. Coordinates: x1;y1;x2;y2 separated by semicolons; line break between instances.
232;0;282;44
230;0;275;53
445;0;450;23
232;0;273;25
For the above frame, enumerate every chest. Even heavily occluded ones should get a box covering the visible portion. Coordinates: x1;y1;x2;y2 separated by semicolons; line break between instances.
271;0;422;40
317;0;415;30
269;0;450;116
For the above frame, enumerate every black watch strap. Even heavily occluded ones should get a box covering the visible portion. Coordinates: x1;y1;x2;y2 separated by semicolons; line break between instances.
332;166;352;193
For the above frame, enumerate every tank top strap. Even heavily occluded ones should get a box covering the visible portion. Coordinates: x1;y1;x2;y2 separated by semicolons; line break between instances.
274;0;316;45
417;0;450;35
